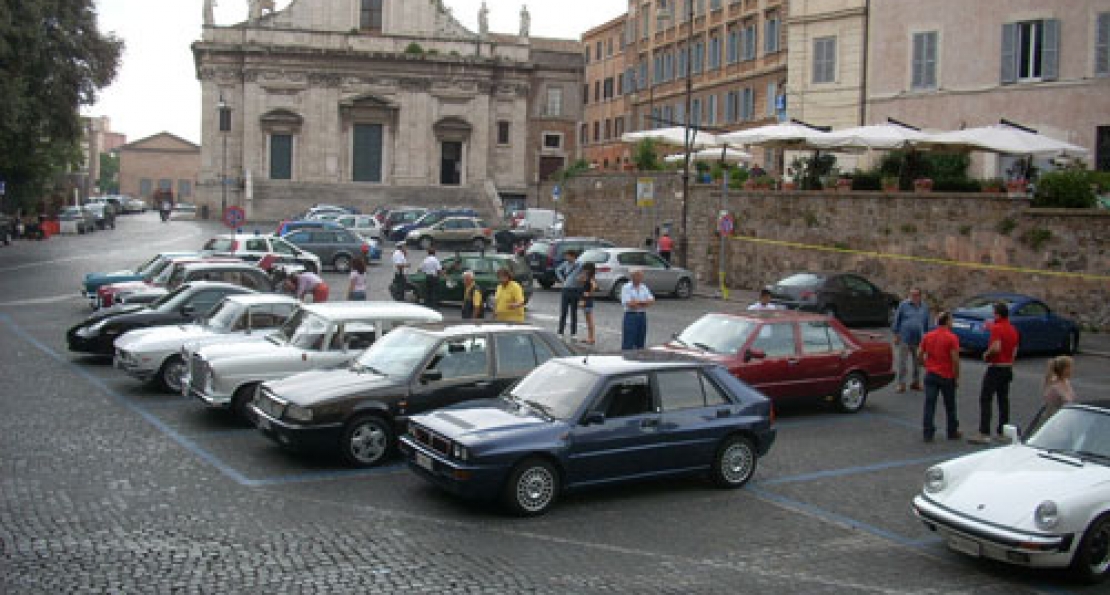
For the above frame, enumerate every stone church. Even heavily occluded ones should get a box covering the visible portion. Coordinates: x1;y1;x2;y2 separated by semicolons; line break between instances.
193;0;583;220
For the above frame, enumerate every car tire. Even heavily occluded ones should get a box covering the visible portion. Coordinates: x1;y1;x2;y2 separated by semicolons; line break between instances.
835;372;868;413
711;434;757;489
1070;513;1110;584
1064;331;1080;356
341;414;394;468
333;254;352;273
502;457;560;516
230;383;259;422
673;277;693;299
157;355;187;394
609;278;628;301
419;236;434;251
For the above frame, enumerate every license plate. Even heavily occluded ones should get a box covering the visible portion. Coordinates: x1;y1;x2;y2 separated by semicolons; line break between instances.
257;417;271;431
415;452;433;471
947;534;981;557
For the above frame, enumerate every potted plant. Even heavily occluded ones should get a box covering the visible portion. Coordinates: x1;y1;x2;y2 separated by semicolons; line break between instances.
695;161;712;183
981;178;1004;193
881;176;900;192
913;177;934;193
1006;177;1028;194
754;175;776;190
836;177;853;192
781;179;797;191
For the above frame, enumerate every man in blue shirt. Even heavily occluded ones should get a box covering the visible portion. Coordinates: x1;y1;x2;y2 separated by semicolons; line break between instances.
891;287;931;392
556;250;583;338
620;269;654;350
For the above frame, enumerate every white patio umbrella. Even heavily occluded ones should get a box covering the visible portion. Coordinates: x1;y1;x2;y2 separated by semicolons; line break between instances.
809;123;928;151
916;125;1089;157
665;147;752;164
621;126;723;150
717;122;832;149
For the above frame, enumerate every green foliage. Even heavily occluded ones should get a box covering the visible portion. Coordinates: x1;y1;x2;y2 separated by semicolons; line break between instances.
848;171;882;191
958;225;972;236
694;161;710;173
729;167;749;189
632;139;663;171
552;159;590;183
879;150;971;190
996;217;1017;235
789;153;837;190
404;42;425;54
932;178;981;193
0;0;123;212
1032;170;1097;208
98;152;120;194
1080;170;1110;193
1021;228;1054;251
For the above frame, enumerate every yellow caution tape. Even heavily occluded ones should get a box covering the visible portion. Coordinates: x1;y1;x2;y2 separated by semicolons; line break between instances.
728;235;1110;282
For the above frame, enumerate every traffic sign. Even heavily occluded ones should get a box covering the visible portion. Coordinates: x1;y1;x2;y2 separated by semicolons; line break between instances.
223;206;246;229
717;213;735;235
552;184;561;202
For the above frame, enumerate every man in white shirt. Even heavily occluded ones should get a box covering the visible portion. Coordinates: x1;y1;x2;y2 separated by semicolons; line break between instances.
390;242;408;299
747;289;781;311
420;247;443;307
620;269;654;350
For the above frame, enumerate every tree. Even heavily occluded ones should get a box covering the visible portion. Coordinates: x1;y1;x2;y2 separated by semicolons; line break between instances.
0;0;123;212
632;138;663;171
99;152;120;195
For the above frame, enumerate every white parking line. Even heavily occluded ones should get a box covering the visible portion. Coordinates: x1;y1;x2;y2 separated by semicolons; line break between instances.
0;294;84;308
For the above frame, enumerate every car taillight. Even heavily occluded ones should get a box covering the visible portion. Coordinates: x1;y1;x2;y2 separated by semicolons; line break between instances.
361;243;369;254
483;228;492;237
597;266;612;273
799;290;815;301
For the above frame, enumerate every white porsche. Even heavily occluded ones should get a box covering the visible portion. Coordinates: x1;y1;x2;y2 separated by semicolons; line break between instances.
912;402;1110;584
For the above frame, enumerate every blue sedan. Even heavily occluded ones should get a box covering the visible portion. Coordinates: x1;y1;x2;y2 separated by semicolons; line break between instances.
951;293;1080;356
400;354;776;516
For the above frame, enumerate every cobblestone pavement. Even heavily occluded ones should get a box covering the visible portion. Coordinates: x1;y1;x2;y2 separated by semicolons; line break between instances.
1;214;1108;594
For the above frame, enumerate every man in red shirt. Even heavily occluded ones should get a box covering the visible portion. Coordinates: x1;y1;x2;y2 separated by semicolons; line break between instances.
657;232;674;263
918;311;961;442
969;302;1020;445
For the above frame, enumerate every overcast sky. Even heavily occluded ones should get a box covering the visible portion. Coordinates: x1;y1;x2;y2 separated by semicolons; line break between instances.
85;0;626;144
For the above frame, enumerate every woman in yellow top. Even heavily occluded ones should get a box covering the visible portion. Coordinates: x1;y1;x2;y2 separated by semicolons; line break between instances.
493;267;526;323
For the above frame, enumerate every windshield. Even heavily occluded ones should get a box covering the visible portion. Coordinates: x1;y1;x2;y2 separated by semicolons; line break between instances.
136;255;162;276
1026;407;1110;463
777;273;824;287
508;361;598;421
204;238;235;252
959;296;1014;317
276;309;332;350
147;259;176;283
675;314;758;355
204;300;244;332
354;327;439;377
526;241;551;256
151;284;193;310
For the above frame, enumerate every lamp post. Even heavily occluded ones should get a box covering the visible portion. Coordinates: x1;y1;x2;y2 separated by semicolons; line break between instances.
678;0;695;269
217;93;232;216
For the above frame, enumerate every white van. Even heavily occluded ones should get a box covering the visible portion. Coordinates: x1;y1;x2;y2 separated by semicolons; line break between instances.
516;208;565;237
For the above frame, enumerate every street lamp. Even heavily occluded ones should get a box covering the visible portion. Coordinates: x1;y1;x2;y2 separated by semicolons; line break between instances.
217;93;232;216
678;0;695;269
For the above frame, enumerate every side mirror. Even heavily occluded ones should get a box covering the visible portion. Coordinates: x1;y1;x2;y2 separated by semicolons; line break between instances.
744;348;766;363
1002;424;1020;445
421;370;443;383
582;411;606;426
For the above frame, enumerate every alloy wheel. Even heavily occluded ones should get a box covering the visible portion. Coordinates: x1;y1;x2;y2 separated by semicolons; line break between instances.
348;419;388;465
515;465;556;513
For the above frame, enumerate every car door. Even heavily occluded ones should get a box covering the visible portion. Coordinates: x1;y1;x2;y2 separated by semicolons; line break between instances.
565;374;663;485
657;368;735;471
639;251;674;293
841;275;886;324
270;237;312;268
797;320;848;397
408;335;496;414
1012;301;1050;352
735;321;803;399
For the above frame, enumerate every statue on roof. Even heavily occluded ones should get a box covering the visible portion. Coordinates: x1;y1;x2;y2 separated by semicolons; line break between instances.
519;4;530;38
478;2;489;36
247;0;275;21
203;0;216;26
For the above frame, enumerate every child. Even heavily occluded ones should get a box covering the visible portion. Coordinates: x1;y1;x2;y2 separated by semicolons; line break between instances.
579;263;598;345
1042;356;1076;422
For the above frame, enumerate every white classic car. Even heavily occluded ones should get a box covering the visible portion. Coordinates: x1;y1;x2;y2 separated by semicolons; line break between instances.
114;294;299;392
912;402;1110;584
182;302;442;420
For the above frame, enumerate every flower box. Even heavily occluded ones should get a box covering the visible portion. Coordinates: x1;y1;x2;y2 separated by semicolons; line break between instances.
1006;179;1028;194
881;177;900;193
836;178;853;192
913;178;934;193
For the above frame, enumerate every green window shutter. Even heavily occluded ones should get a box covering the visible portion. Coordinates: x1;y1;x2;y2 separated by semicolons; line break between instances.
352;124;383;182
1041;19;1060;81
1001;23;1018;84
911;33;925;89
1098;13;1110;76
270;134;292;180
925;32;938;88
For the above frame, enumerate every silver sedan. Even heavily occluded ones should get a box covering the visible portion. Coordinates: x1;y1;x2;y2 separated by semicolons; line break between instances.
579;248;695;300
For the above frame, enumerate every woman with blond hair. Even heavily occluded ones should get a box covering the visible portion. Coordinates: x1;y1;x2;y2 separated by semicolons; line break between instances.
1042;355;1077;421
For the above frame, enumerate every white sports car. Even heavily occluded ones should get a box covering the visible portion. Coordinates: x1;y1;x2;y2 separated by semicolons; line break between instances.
912;402;1110;584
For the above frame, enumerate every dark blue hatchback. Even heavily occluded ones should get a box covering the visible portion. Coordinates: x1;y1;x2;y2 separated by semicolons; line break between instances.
400;354;776;515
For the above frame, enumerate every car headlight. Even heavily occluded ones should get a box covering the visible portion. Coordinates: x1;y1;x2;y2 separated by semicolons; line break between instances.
451;442;469;461
1034;500;1059;530
924;466;945;493
285;403;313;422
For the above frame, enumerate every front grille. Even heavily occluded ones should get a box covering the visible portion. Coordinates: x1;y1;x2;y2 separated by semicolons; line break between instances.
410;424;451;457
256;387;286;420
189;355;209;393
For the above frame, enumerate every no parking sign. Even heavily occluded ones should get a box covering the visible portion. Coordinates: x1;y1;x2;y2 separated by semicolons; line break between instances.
223;206;245;229
717;213;735;236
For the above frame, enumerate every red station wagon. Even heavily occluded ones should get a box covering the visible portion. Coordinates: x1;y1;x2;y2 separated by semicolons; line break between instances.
658;310;895;413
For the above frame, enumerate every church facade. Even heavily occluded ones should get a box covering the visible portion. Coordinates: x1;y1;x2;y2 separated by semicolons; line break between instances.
193;0;583;220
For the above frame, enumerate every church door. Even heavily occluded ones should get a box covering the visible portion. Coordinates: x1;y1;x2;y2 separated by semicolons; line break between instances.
353;124;383;182
440;141;462;185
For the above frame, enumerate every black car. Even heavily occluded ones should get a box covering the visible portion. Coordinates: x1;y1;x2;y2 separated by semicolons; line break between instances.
526;237;615;289
400;353;777;515
67;282;254;355
167;261;276;292
766;272;898;326
249;323;574;467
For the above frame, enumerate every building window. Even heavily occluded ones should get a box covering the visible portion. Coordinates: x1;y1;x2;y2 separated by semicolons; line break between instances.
709;36;721;69
584;48;590;64
139;178;152;197
352;124;383;182
675;102;684;125
693;41;704;74
177;180;192;198
740;88;755;121
710;0;721;9
543;133;563;149
911;31;939;90
691;98;701;126
742;23;757;61
607;38;614;56
545;87;564;116
158;178;172;191
812;36;837;83
360;0;383;32
642;10;650;39
1098;13;1110;76
596;41;603;60
604;119;612;140
603;77;614;100
1002;20;1059;82
727;28;739;63
270;134;293;180
593;121;600;142
497;121;511;145
582;84;589;104
579;123;588;145
639;60;648;88
707;94;717;125
616;116;625;137
764;15;780;53
678;45;688;78
766;81;777;116
664;51;674;80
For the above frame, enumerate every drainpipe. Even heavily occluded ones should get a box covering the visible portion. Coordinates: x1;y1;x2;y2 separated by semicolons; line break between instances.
859;0;870;126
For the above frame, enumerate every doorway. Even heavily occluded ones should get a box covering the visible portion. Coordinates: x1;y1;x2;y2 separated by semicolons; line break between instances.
1097;126;1110;172
441;141;462;185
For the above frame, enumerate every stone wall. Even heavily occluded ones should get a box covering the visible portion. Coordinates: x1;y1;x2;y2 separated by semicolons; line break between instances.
552;173;1110;329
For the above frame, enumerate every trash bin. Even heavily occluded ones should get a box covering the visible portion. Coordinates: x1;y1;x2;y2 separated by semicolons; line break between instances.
200;205;210;220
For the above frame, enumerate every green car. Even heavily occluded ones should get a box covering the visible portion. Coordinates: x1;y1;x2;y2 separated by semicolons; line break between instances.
402;252;533;306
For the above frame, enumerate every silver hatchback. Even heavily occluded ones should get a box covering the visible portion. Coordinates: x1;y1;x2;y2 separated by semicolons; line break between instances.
579;248;695;300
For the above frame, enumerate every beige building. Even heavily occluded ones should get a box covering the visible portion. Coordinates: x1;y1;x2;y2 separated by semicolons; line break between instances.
193;0;582;220
785;0;866;131
866;0;1110;174
581;15;635;170
118;133;200;205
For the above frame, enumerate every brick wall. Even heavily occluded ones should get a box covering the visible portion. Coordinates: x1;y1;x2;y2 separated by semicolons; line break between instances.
553;173;1110;329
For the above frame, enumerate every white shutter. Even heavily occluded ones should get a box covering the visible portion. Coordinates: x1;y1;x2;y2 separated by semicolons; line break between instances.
766;82;777;116
1000;23;1018;83
911;33;925;89
925;32;938;88
1041;19;1060;81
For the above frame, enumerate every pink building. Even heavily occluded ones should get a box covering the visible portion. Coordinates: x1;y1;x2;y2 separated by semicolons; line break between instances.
866;0;1110;173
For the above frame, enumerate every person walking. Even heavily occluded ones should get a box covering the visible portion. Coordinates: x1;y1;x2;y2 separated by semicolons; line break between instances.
460;271;485;320
390;242;409;300
657;232;674;263
556;250;583;338
891;288;930;393
620;269;654;350
347;256;368;300
969;302;1020;445
493;267;525;323
158;197;172;223
579;263;598;345
748;289;781;311
1041;356;1076;423
287;270;329;303
918;311;962;443
419;248;443;308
